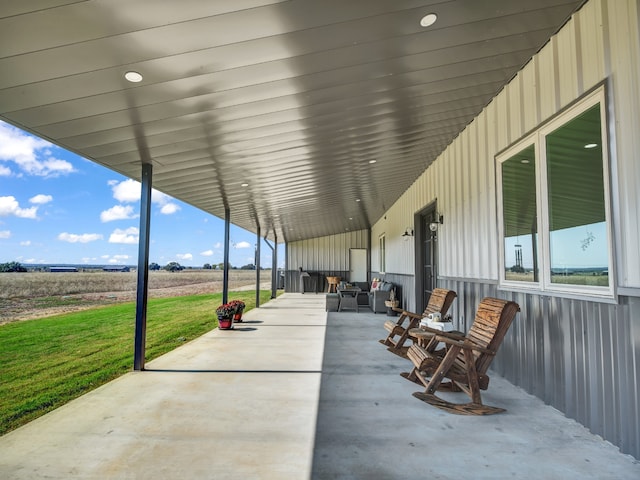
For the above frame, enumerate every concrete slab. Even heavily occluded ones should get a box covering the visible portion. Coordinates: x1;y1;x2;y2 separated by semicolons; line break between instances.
0;293;638;479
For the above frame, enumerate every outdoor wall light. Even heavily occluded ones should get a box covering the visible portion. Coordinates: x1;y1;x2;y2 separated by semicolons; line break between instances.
429;215;444;232
402;227;414;238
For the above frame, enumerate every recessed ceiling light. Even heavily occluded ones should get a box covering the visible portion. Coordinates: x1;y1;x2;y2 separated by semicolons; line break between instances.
369;160;377;164
521;159;530;164
240;183;249;187
420;13;438;28
124;71;143;83
355;198;361;202
584;143;598;149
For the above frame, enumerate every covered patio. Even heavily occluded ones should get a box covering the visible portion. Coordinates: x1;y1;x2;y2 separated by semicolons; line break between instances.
1;294;637;479
2;0;640;461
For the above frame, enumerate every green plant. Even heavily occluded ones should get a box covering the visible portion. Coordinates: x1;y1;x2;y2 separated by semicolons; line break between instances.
228;299;245;312
215;303;236;318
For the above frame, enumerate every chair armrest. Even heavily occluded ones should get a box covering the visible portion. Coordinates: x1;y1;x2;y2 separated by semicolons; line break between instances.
409;327;464;340
435;335;496;355
394;309;423;320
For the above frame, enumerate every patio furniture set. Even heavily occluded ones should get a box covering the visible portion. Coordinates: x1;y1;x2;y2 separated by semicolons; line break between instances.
378;288;520;415
324;278;396;313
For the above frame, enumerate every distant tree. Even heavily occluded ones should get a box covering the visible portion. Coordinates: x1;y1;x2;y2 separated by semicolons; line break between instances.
149;262;161;271
0;261;27;272
216;262;225;270
240;263;256;270
203;263;212;270
510;264;525;273
164;261;183;272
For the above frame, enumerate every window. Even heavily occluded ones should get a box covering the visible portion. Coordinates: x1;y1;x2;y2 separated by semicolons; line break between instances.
379;234;386;274
497;87;613;298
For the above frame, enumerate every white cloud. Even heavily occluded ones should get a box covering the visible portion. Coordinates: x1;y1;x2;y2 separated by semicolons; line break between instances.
152;190;172;205
29;194;53;204
113;254;130;260
100;204;137;222
101;254;110;259
58;232;103;243
0;230;11;239
235;241;251;249
111;179;141;203
176;253;193;261
200;249;214;256
39;158;74;176
0;196;38;219
20;240;31;246
109;179;180;215
214;242;223;249
108;227;139;244
0;165;11;176
0;121;74;177
160;202;180;215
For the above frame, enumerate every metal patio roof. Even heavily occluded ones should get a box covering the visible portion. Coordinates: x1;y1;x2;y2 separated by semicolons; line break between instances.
0;0;585;243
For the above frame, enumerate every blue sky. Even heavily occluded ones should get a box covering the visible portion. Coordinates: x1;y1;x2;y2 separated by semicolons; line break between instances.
0;120;282;268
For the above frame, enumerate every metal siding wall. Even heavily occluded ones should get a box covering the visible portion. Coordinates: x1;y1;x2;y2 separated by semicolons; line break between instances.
605;0;640;288
287;230;368;272
367;0;640;458
372;0;640;287
440;279;640;459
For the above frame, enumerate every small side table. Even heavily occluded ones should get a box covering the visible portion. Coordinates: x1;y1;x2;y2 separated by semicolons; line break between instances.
337;287;361;312
420;320;454;349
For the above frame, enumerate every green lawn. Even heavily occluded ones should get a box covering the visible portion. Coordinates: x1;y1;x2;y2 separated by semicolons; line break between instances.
0;291;274;435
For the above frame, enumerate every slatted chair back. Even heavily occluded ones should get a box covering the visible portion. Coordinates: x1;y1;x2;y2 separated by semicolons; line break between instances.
464;298;520;375
380;288;457;354
423;288;457;317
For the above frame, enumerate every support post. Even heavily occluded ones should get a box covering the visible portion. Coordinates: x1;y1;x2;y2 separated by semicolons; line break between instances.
223;207;230;305
263;234;278;299
134;163;152;371
255;226;261;307
272;233;277;299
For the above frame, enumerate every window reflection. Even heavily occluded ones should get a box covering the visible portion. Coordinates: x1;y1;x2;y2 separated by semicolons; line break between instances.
545;104;609;286
502;145;538;282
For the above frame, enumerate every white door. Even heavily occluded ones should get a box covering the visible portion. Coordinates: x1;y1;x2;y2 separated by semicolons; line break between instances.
349;248;367;282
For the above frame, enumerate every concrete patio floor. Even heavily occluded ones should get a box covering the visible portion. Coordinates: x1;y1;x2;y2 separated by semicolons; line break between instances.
0;293;638;479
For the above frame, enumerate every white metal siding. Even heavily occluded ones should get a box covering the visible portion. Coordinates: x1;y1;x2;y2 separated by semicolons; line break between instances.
287;230;368;272
372;0;640;289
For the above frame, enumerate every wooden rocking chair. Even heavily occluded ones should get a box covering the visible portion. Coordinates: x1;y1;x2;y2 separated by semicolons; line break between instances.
378;288;457;358
401;297;520;415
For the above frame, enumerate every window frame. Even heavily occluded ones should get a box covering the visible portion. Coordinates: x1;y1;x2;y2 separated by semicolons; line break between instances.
496;86;615;300
378;234;386;274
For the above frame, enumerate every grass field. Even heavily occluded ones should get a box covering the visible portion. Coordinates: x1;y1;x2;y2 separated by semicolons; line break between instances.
0;270;276;435
0;289;274;435
0;269;272;299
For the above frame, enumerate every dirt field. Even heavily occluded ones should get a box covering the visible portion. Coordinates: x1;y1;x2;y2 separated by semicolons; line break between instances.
0;270;273;324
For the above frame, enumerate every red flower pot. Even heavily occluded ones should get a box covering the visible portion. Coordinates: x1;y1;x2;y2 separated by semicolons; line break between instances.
218;316;234;330
233;310;243;322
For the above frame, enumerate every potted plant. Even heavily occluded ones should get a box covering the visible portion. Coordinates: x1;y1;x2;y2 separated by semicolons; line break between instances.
384;288;399;316
229;300;246;322
215;303;236;330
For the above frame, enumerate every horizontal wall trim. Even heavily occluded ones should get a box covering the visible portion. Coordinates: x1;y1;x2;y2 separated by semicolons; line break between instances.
442;276;625;304
496;286;619;305
439;276;499;285
617;287;640;298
